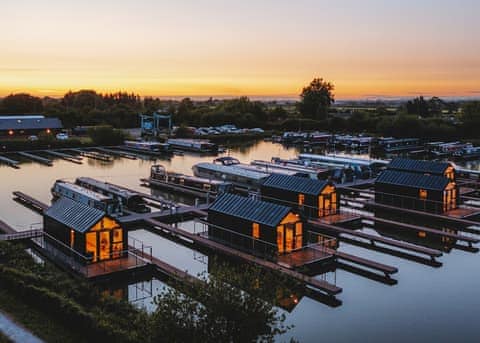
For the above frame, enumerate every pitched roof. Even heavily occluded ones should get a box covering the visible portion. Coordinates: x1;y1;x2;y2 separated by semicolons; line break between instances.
261;174;328;196
387;158;452;175
376;170;450;191
44;197;105;233
0;116;63;131
208;193;292;227
195;162;269;180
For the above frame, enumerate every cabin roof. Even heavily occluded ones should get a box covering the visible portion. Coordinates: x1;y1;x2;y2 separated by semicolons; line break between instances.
208;193;292;227
376;170;450;191
262;174;329;196
0;116;63;131
387;158;452;174
45;197;106;233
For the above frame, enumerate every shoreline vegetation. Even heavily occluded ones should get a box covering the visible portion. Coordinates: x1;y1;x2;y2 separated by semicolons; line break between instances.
0;79;478;143
0;241;295;343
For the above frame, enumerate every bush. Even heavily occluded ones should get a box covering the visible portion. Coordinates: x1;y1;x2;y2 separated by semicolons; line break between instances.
87;126;126;146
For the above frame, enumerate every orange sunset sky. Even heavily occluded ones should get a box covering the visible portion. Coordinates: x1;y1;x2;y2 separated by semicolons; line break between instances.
0;0;479;99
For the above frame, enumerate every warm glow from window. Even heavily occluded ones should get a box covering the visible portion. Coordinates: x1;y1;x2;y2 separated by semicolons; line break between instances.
298;194;305;206
252;223;260;239
419;189;428;199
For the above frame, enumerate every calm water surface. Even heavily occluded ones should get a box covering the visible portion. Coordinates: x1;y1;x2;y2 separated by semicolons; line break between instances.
0;141;479;342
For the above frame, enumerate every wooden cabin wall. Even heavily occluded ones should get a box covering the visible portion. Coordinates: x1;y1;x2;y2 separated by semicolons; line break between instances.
261;187;318;218
375;184;444;213
44;216;70;246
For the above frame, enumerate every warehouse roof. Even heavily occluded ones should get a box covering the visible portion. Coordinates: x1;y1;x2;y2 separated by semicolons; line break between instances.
208;193;292;227
262;174;329;196
387;158;452;175
44;197;105;233
0;116;63;131
376;170;450;191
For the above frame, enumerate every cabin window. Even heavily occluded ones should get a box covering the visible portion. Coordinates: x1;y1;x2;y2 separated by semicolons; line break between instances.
419;189;428;199
70;229;75;248
113;229;123;243
298;194;305;208
252;223;260;239
203;183;211;191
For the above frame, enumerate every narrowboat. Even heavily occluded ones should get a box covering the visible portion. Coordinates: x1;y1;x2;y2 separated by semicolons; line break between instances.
51;180;122;216
123;140;171;154
251;159;327;180
166;138;218;153
375;137;423;153
453;144;480;160
145;164;233;197
192;162;269;191
75;177;151;213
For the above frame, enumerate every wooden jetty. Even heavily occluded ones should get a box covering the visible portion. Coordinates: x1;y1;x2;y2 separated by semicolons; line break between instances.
12;191;48;213
0;155;20;169
308;220;443;260
145;218;342;295
93;147;137;160
43;150;83;164
17;151;53;166
329;249;398;277
70;149;113;162
119;204;209;225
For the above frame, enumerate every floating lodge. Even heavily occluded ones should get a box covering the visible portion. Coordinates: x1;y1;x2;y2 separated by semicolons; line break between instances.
261;174;339;219
375;158;458;214
44;196;127;263
207;193;304;255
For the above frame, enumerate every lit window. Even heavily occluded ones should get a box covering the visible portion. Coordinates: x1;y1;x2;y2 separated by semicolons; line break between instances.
419;189;428;199
252;223;260;239
298;194;305;206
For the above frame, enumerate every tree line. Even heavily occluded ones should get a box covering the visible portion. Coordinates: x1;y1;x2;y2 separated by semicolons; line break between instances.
0;80;479;139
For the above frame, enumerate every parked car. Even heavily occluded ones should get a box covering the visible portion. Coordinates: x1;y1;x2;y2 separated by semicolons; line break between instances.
28;135;38;141
56;133;69;140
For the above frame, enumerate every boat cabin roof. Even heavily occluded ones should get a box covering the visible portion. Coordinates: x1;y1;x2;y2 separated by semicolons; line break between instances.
195;162;269;180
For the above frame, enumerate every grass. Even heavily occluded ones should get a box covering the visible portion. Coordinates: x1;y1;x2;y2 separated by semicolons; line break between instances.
0;289;86;343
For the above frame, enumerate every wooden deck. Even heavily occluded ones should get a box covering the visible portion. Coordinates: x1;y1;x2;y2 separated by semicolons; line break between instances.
317;212;362;225
85;254;149;279
12;191;49;213
145;218;342;295
277;248;333;269
444;207;480;219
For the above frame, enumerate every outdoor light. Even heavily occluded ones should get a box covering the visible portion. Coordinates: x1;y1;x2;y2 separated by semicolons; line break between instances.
8;130;13;135
46;129;51;134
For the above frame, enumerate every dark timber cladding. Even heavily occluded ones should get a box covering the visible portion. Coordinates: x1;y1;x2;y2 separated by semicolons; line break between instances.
44;197;127;263
261;174;339;218
375;170;458;213
208;193;304;254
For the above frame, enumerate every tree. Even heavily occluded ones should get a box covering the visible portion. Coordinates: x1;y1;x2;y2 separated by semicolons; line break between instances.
461;101;480;137
298;78;335;120
0;93;43;113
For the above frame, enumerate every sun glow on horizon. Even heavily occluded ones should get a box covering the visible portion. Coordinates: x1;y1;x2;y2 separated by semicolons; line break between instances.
1;0;479;99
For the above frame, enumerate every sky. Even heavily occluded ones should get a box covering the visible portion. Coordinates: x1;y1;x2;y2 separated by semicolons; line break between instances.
0;0;479;99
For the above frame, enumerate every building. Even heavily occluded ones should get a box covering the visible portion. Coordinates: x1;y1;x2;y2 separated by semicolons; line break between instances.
386;158;456;181
0;115;63;137
375;170;458;213
207;193;303;255
261;174;339;218
44;197;127;263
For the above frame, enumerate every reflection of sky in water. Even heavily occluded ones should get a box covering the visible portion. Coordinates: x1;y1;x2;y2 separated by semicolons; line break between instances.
1;141;480;343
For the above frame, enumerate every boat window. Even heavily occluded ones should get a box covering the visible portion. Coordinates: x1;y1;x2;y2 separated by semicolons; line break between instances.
419;189;428;199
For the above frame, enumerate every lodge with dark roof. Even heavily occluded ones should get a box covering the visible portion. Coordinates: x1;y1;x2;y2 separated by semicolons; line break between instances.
44;197;127;263
260;174;339;218
375;158;458;213
207;193;304;255
0;115;63;137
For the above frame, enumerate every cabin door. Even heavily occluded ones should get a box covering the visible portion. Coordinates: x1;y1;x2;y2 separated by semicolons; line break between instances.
99;231;111;261
277;226;284;254
443;188;457;212
86;232;97;263
285;226;294;253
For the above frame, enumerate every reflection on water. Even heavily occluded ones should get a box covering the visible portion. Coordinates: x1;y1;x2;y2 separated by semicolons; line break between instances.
1;141;480;343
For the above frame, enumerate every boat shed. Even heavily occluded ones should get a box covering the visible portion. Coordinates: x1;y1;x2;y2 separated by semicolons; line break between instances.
375;170;458;213
207;193;303;254
387;158;456;181
0;115;63;137
261;174;339;218
44;197;127;263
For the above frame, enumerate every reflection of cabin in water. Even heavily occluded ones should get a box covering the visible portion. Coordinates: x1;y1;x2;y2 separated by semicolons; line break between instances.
207;193;303;254
44;197;127;263
260;174;339;218
375;158;458;214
